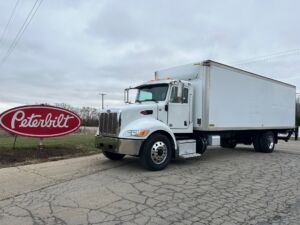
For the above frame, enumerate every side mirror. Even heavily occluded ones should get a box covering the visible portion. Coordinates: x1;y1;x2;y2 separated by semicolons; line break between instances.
124;88;138;104
124;88;129;103
177;82;183;99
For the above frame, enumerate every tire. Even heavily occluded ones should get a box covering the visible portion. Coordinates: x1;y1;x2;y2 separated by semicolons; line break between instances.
253;132;275;153
253;135;261;152
140;133;172;171
220;138;237;149
196;137;207;154
102;151;125;160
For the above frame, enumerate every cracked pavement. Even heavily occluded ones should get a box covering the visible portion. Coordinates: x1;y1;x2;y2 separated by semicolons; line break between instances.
0;141;300;225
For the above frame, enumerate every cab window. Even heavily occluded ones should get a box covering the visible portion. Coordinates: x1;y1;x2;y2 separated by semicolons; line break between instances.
170;86;189;103
170;87;180;103
136;84;169;102
138;90;153;101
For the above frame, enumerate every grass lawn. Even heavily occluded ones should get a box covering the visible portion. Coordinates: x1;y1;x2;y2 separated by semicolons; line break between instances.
0;133;101;167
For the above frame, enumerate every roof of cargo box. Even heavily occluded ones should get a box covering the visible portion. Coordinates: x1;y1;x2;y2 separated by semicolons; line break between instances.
206;60;296;88
155;60;296;88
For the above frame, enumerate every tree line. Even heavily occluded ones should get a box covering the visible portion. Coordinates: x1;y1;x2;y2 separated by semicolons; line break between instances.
55;103;99;127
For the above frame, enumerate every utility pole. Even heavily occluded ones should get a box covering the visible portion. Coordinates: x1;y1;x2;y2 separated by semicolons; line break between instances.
99;93;106;110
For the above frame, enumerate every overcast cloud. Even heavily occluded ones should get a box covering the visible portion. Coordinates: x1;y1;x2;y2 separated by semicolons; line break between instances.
0;0;299;112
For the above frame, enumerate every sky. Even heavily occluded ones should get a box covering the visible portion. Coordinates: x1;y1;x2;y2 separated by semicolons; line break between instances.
0;0;300;113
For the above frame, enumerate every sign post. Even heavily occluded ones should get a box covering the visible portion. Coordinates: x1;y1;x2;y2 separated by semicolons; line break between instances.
39;138;44;150
13;135;17;149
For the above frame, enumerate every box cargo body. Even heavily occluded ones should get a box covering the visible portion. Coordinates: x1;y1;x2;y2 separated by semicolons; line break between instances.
155;60;296;131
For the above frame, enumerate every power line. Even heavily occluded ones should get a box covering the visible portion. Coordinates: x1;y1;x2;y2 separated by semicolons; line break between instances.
2;0;43;63
232;49;300;65
231;49;300;66
0;0;20;50
1;0;43;64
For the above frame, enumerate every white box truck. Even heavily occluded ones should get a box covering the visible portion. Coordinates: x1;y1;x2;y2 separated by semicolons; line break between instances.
96;60;296;170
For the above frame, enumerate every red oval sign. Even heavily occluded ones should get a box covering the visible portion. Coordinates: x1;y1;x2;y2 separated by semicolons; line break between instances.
0;105;81;138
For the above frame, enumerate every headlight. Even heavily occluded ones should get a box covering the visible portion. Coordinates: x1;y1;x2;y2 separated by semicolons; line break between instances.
127;129;149;137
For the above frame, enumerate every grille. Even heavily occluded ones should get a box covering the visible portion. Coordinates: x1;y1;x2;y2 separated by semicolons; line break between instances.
99;112;119;136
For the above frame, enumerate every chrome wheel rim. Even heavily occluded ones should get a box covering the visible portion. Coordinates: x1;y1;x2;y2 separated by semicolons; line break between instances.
150;141;168;164
267;135;274;149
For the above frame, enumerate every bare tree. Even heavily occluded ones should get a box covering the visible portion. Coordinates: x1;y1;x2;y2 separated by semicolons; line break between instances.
55;103;99;127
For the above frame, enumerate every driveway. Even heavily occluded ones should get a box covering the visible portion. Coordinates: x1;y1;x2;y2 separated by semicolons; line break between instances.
0;141;300;225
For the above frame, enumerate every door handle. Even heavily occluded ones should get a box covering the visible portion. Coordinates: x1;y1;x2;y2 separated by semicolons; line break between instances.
184;121;187;126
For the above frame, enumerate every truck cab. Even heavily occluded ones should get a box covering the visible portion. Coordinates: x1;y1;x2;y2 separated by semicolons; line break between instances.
96;79;201;170
132;79;193;132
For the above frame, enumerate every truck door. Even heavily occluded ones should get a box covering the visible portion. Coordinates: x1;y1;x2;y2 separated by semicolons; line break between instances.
168;85;190;129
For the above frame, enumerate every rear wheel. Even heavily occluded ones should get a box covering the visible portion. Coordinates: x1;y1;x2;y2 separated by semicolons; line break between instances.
253;132;275;153
220;138;237;149
102;151;125;160
140;133;172;171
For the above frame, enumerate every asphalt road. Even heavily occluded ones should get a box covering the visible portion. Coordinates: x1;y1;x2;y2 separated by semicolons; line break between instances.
0;141;300;225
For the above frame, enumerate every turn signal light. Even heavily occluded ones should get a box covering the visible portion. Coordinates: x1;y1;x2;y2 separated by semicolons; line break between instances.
136;129;149;137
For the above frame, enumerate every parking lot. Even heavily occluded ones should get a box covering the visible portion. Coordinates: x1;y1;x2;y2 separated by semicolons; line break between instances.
0;140;300;225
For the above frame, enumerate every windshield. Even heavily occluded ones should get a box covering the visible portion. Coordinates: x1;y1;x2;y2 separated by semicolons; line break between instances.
136;84;169;102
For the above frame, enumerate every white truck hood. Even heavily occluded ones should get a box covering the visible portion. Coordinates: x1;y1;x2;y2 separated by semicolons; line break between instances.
108;103;158;132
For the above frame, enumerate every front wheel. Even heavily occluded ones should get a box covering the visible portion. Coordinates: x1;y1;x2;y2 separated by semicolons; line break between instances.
102;151;125;160
140;133;172;171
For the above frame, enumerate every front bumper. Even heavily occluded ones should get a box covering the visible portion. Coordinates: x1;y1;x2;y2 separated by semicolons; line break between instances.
95;135;143;156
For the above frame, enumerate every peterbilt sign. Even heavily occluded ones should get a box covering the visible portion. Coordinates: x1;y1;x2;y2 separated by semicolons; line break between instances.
0;105;81;138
